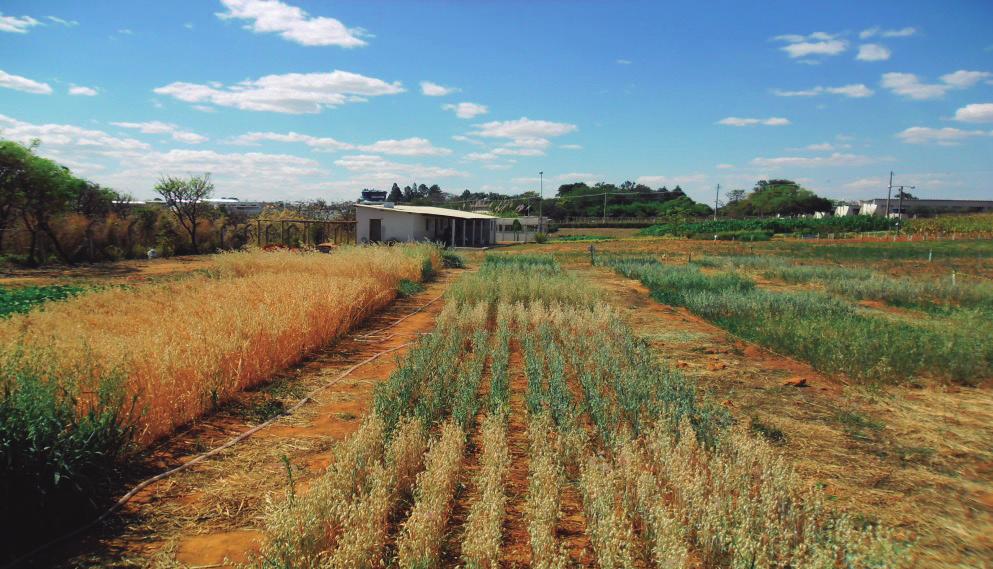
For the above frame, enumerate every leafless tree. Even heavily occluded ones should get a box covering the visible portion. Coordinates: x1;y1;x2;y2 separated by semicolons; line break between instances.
154;173;214;253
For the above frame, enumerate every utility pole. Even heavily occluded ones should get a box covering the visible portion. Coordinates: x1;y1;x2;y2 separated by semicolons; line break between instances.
885;171;893;219
603;191;608;224
891;176;916;235
538;171;544;233
714;183;721;221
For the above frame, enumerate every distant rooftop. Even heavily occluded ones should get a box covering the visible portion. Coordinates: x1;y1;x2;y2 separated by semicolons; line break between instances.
355;203;496;220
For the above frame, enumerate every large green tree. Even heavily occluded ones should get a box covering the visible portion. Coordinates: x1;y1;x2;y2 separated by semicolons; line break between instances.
724;179;832;217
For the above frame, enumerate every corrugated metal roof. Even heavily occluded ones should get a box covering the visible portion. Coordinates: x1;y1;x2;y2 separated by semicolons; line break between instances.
355;203;496;219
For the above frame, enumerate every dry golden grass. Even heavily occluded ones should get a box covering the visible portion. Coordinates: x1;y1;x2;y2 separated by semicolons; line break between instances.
461;412;510;568
0;245;440;444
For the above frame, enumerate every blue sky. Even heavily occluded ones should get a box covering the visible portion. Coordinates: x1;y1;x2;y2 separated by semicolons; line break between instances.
1;0;992;204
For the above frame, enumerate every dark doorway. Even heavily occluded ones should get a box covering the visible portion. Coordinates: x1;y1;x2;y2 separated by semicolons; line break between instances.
369;218;382;242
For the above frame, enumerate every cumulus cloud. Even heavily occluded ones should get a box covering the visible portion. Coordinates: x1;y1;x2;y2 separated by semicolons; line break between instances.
560;144;582;150
68;85;98;96
881;70;991;100
473;117;577;139
896;126;990;145
230;131;451;155
773;32;847;59
616;59;632;65
717;117;790;127
333;154;466;180
954;103;993;123
635;174;708;188
47;16;78;27
0;69;52;94
442;102;489;119
216;0;367;47
358;138;452;156
856;44;890;61
420;81;458;96
0;13;40;33
716;164;735;169
153;70;404;113
0;114;149;156
860;26;917;39
773;84;874;98
752;152;876;168
751;153;876;168
112;121;208;144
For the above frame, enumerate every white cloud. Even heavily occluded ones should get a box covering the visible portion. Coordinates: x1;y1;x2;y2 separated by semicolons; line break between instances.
802;142;848;152
717;116;790;127
118;28;134;35
68;85;98;96
881;70;991;100
154;70;404;113
333;154;466;180
751;153;876;168
358;138;451;156
420;81;458;96
47;16;78;27
773;32;846;59
0;69;52;94
896;126;989;146
465;152;498;161
954;103;993;123
184;22;195;30
842;177;886;191
442;102;488;119
230;131;450;156
112;121;208;144
616;59;632;65
473;117;577;139
773;84;874;98
492;147;543;157
0;114;149;154
560;144;582;150
856;44;890;61
635;174;708;188
716;163;735;169
0;13;40;33
940;70;993;89
216;0;367;47
860;26;917;39
451;135;483;145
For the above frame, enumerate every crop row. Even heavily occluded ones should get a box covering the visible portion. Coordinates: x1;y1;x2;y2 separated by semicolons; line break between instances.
0;244;441;549
608;257;992;385
256;254;907;567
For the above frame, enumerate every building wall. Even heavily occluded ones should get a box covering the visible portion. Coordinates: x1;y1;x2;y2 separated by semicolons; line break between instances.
356;207;429;243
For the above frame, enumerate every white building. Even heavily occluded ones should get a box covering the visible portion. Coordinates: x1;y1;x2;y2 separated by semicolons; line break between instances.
355;203;497;247
495;216;547;243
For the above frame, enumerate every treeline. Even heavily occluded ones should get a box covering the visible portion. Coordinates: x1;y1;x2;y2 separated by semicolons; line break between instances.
640;216;896;238
0;140;248;265
378;180;714;220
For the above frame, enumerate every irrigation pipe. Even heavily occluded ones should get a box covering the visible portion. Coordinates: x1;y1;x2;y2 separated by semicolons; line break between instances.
3;292;444;569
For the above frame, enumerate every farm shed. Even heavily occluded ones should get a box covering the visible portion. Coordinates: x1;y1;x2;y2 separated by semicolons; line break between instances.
355;203;497;247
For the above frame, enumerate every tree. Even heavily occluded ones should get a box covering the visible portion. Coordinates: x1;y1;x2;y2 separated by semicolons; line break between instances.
154;173;214;253
428;184;443;202
403;185;414;201
387;183;403;203
726;189;746;204
896;189;917;200
725;179;831;217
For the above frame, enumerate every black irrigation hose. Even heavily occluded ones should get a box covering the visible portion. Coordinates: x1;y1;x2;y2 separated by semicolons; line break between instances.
3;293;444;569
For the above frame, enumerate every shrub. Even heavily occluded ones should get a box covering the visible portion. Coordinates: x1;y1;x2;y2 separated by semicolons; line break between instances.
0;353;137;547
533;232;548;244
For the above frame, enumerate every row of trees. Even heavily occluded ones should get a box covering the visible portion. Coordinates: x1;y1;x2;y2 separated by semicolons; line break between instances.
0;139;249;265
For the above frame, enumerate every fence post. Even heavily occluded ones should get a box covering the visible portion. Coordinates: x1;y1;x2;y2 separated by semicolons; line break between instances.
928;249;932;263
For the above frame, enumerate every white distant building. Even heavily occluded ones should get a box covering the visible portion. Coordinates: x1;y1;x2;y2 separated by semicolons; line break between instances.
355;203;497;247
495;216;547;243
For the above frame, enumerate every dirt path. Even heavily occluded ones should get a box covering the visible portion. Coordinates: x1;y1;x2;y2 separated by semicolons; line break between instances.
43;272;457;568
0;256;213;287
582;265;993;568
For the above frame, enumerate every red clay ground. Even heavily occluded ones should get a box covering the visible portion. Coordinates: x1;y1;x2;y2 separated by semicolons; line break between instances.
582;265;993;567
39;272;456;568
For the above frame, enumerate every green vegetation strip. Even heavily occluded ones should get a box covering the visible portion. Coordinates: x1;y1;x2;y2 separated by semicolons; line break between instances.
0;285;86;318
606;257;991;385
639;215;894;238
